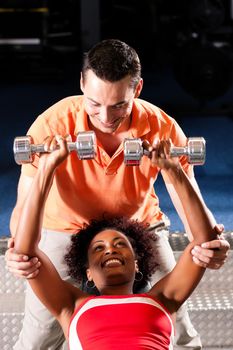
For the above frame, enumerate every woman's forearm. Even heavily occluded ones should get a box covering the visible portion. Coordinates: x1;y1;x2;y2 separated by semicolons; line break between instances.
14;165;55;256
163;166;218;244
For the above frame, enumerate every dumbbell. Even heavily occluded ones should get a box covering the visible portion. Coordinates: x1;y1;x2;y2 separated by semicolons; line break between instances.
13;131;96;165
124;137;206;166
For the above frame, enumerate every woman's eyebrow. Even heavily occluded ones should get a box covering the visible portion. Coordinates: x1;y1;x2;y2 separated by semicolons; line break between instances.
91;236;126;245
91;239;104;244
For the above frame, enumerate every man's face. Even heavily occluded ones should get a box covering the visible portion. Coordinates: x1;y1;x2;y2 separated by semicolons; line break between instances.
81;70;142;134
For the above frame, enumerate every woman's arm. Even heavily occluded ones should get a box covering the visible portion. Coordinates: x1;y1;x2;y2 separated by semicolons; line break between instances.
148;140;218;311
162;176;228;269
162;172;217;240
13;136;83;327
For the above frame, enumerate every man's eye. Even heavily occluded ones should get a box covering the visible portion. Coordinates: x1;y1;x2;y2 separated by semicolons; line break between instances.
113;104;124;110
89;101;100;107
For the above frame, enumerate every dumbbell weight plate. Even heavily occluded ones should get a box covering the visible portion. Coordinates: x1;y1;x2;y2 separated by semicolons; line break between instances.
76;131;96;160
187;137;206;165
13;136;34;165
124;138;144;166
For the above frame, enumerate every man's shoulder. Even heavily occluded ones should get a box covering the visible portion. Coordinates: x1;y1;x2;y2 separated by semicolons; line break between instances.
28;95;84;136
134;98;175;123
42;95;83;115
37;95;84;125
134;98;159;112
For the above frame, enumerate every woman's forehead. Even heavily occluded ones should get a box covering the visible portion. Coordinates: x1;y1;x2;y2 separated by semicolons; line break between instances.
90;229;129;244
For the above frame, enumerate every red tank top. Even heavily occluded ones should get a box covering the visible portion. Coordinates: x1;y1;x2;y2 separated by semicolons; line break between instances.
69;293;174;349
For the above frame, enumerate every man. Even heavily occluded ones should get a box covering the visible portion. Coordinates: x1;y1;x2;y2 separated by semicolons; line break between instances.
6;39;229;350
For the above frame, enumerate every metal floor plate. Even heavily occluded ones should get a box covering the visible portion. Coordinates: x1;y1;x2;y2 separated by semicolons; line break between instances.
1;233;232;349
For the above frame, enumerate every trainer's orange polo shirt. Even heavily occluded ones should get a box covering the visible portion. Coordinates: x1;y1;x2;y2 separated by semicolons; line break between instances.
22;96;193;233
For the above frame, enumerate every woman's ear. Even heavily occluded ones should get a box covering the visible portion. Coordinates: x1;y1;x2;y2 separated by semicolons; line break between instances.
134;78;143;98
86;268;92;281
135;260;139;273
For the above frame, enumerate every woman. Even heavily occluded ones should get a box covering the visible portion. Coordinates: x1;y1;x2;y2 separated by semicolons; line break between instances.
14;136;218;350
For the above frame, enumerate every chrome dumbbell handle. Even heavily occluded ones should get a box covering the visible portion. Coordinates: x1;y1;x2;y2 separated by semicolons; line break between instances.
30;142;78;153
30;132;95;157
14;131;96;165
170;146;189;157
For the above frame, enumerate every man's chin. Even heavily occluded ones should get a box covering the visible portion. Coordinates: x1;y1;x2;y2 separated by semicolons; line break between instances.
100;123;120;134
105;130;116;134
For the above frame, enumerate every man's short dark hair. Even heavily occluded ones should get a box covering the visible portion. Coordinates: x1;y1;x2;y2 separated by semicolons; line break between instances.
82;39;141;89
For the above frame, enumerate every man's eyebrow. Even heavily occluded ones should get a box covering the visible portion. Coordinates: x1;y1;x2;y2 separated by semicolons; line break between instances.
87;97;127;107
113;101;127;107
87;97;100;104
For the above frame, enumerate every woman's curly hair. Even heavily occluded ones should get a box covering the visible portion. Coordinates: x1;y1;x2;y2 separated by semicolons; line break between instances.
64;216;158;293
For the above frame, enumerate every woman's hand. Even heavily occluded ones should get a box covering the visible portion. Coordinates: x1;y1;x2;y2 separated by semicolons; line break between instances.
38;135;70;170
142;139;180;170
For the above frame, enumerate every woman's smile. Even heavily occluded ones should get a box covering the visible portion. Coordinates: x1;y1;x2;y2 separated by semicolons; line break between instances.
102;258;124;268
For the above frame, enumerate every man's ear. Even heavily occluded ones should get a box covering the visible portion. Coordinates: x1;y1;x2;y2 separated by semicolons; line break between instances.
80;72;84;93
134;78;143;98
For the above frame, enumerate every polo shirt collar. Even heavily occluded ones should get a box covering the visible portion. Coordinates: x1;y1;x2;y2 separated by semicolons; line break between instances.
74;97;90;135
128;99;151;138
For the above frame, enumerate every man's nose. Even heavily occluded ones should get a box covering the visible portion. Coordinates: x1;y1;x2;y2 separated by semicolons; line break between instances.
99;107;111;123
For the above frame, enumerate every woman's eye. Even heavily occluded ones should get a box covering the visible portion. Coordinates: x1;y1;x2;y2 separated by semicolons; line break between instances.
116;241;126;247
94;245;103;251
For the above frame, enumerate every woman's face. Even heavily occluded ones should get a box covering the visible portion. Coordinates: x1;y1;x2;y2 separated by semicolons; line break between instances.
86;229;138;290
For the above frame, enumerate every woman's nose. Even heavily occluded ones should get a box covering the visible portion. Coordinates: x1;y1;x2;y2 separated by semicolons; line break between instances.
105;245;117;255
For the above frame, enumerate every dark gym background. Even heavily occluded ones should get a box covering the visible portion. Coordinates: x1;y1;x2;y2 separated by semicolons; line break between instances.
0;0;233;237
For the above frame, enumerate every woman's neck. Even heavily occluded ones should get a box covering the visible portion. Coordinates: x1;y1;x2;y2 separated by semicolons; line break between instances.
99;284;134;296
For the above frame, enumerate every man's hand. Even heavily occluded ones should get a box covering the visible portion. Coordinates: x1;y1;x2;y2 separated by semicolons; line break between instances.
191;224;230;269
5;237;41;279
